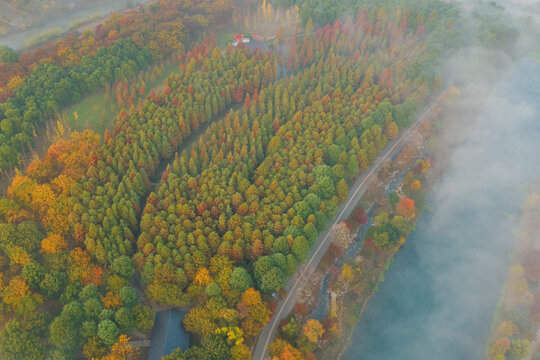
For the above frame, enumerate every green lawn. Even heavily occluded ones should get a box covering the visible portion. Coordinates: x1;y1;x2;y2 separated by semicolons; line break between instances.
215;22;244;48
216;30;237;48
145;61;181;90
63;26;251;136
64;89;113;134
64;61;181;135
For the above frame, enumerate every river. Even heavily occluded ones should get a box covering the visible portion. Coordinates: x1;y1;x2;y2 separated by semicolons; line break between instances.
342;58;540;360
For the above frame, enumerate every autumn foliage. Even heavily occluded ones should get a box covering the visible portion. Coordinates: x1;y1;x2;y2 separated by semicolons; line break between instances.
0;1;460;358
396;197;416;221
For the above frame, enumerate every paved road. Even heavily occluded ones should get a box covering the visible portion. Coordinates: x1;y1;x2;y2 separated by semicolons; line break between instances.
251;83;454;360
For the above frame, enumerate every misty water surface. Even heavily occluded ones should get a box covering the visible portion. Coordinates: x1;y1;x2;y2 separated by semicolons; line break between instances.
343;58;540;360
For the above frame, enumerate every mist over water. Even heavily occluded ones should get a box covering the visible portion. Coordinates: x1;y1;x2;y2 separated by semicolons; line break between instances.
343;58;540;360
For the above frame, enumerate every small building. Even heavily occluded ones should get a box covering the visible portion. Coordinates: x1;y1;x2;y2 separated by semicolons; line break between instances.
147;309;190;360
233;34;251;47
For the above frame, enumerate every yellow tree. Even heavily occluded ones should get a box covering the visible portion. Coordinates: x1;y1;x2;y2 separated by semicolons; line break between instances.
241;288;262;306
231;343;250;360
339;264;355;285
385;122;398;140
41;234;68;254
9;246;31;265
194;267;212;286
496;321;518;338
410;179;422;192
2;277;30;309
96;335;139;360
302;319;324;343
101;292;123;310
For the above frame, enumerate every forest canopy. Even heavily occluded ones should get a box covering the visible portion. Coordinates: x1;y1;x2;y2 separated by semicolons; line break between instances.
0;0;466;358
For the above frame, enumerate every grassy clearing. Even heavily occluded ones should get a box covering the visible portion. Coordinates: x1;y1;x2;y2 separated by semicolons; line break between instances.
64;61;181;135
63;22;265;136
145;61;181;90
64;90;110;134
216;28;239;48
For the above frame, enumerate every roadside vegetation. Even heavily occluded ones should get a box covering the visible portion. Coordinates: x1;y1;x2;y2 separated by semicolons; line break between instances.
486;188;540;360
269;94;446;359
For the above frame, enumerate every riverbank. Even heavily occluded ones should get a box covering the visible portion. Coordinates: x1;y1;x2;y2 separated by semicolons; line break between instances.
319;97;452;360
338;56;540;360
322;87;468;359
263;83;460;359
485;183;540;360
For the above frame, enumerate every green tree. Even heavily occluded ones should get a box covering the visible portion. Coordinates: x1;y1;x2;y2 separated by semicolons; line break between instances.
14;295;39;317
97;319;119;346
326;144;341;166
119;286;140;307
389;192;400;209
292;236;310;261
81;320;98;338
282;317;300;340
230;267;253;292
205;282;222;297
0;46;19;63
312;176;334;199
49;301;84;350
509;339;530;359
115;307;135;333
304;193;321;212
49;316;81;350
346;155;359;178
373;232;389;248
40;271;67;299
60;283;82;304
260;267;286;294
303;223;318;245
99;309;114;322
314;211;327;231
336;179;349;203
0;319;47;360
294;201;312;220
112;256;135;279
201;334;231;360
79;284;100;302
390;215;412;235
133;304;155;331
21;262;46;289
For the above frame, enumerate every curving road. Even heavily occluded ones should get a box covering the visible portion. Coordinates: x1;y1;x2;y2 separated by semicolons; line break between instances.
252;82;455;360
